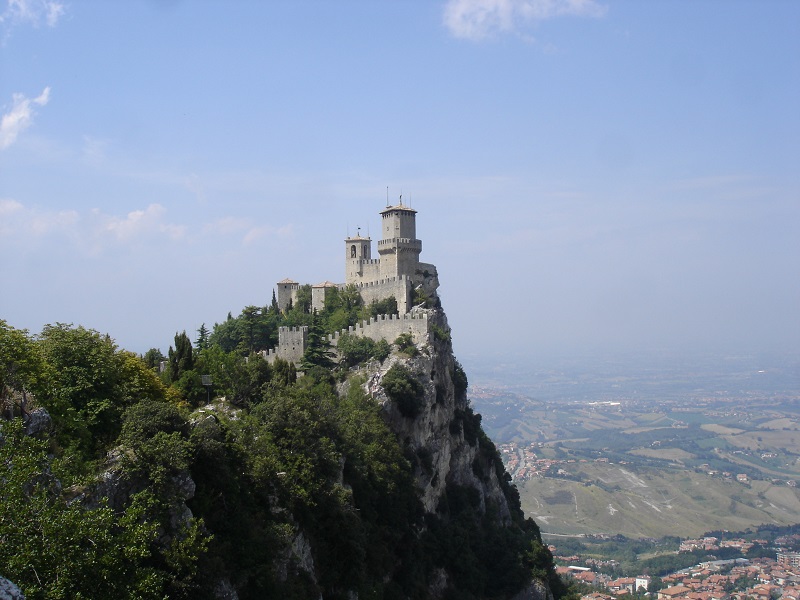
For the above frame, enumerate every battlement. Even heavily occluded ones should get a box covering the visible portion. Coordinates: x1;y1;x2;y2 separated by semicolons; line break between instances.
352;274;410;289
265;325;309;364
377;238;422;248
327;311;429;343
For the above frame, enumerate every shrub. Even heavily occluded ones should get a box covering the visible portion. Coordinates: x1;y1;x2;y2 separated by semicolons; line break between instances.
394;333;418;357
382;364;425;418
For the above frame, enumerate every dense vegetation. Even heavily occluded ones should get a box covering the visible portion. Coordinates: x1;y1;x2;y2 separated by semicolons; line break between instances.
0;314;563;599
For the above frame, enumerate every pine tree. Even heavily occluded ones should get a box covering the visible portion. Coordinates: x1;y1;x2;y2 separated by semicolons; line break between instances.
196;323;209;351
168;331;194;382
300;310;335;371
271;290;279;313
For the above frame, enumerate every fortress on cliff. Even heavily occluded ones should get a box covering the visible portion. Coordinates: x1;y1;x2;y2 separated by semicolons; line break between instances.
265;201;440;364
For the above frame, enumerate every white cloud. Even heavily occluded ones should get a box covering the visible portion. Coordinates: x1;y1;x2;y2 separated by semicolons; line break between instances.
97;203;186;242
0;0;65;28
0;87;51;150
443;0;606;40
0;200;186;253
0;198;78;237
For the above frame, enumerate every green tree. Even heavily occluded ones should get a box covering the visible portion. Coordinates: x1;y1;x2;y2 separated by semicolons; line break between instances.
294;284;312;314
337;333;378;368
0;419;167;599
36;323;134;460
195;324;209;351
300;311;335;371
382;364;424;418
141;348;165;371
0;320;44;418
394;332;418;357
168;331;194;383
270;289;279;313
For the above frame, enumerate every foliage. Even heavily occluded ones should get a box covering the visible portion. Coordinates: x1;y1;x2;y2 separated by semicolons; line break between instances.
336;333;390;368
452;360;468;399
394;332;418;357
364;295;398;319
0;419;167;599
381;364;425;418
195;324;209;351
36;323;164;463
300;311;336;371
141;347;165;370
430;323;451;344
0;320;44;417
168;331;194;383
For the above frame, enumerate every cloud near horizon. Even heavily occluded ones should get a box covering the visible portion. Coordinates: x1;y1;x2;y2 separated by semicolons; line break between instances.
95;204;186;243
443;0;607;40
1;200;297;256
0;201;184;252
0;87;51;149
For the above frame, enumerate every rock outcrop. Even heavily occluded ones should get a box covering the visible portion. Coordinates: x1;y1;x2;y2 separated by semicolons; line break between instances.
359;307;512;521
0;577;24;600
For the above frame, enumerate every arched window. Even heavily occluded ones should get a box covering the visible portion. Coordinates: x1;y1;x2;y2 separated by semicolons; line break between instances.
363;244;367;256
351;245;357;258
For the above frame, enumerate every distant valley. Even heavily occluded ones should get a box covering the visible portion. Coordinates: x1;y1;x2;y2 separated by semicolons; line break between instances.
463;351;800;539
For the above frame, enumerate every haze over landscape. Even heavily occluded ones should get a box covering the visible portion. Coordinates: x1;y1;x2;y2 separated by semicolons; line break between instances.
2;0;798;362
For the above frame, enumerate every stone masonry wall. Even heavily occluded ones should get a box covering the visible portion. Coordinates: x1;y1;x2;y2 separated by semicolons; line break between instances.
327;311;429;348
354;275;413;314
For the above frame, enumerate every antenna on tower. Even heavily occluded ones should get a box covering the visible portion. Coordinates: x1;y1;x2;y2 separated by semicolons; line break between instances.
386;186;389;207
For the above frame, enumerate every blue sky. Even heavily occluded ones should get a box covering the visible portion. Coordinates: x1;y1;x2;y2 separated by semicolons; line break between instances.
1;0;798;361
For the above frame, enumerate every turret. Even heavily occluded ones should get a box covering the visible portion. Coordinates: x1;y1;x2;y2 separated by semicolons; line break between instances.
345;229;377;284
378;201;422;277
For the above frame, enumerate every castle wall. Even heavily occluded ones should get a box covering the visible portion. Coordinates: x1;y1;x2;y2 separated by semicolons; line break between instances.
345;258;381;285
354;275;413;314
327;312;429;349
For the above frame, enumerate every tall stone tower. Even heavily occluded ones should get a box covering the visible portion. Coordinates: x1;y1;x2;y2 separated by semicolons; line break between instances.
377;202;422;278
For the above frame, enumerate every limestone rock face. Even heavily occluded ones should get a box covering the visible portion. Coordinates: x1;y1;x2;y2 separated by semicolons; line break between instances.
0;577;24;600
23;408;51;437
358;307;512;521
511;580;556;600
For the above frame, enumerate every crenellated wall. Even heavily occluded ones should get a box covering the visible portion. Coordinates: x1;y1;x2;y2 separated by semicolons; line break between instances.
263;312;430;366
327;312;429;348
352;275;413;314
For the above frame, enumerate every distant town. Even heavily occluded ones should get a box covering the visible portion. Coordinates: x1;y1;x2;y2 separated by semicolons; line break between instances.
552;536;800;600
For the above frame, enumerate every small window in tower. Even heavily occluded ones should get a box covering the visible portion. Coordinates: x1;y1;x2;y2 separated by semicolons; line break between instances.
363;244;367;256
351;245;356;258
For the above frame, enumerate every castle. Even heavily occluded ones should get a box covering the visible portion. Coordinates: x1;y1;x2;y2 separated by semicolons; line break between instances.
265;201;439;364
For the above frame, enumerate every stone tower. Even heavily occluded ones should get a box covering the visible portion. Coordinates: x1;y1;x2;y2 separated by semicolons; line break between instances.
344;230;378;283
377;201;422;278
